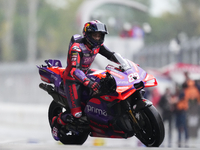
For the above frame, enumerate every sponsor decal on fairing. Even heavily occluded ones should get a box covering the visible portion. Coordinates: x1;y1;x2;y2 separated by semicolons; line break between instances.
87;105;107;116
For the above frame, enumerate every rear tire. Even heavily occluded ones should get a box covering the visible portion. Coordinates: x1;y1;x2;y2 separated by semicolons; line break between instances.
48;100;89;145
134;105;165;147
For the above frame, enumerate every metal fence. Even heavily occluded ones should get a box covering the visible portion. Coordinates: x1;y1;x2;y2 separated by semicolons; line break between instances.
0;62;50;104
133;36;200;68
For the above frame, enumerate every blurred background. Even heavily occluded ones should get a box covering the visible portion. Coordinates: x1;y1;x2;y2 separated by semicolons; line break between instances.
1;0;200;148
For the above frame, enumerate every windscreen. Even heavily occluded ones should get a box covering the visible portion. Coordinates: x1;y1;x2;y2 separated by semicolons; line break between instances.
114;53;131;71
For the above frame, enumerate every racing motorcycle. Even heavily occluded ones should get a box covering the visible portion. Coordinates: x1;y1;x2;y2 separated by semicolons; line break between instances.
37;57;165;147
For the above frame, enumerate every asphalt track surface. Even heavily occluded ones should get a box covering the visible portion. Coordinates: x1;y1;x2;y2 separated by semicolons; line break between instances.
0;144;199;150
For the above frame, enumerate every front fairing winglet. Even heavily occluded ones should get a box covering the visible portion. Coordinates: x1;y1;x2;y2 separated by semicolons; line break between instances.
143;74;158;87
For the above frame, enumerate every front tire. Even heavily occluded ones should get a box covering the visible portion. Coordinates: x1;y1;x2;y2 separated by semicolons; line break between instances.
48;100;89;145
134;105;165;147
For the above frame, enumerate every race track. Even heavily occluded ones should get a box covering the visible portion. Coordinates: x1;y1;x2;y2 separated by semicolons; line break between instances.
0;144;199;150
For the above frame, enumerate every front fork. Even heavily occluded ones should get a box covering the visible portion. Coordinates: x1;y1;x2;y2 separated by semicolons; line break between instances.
121;100;142;132
121;90;151;132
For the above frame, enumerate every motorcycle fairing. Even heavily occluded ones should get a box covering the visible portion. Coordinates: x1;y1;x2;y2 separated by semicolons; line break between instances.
37;65;65;93
112;72;157;101
85;98;133;138
84;98;112;134
88;70;106;78
37;59;64;82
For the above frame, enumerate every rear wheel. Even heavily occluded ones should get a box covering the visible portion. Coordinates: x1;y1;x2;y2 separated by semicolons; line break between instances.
134;105;165;147
48;101;89;145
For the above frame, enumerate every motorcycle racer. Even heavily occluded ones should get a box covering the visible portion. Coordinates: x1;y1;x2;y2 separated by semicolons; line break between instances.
51;20;126;141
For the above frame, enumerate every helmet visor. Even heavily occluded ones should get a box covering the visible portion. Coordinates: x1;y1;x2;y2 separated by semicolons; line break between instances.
96;23;108;34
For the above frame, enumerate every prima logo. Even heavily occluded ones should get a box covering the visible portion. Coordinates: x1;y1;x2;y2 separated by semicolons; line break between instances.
87;105;107;116
117;81;129;85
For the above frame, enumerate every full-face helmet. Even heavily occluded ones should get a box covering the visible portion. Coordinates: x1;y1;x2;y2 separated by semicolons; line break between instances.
83;20;108;47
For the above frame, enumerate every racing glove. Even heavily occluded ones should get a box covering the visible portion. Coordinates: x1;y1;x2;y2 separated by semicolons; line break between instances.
83;78;100;94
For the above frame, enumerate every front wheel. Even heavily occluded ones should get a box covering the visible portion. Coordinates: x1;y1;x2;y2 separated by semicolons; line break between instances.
48;100;89;145
134;105;165;147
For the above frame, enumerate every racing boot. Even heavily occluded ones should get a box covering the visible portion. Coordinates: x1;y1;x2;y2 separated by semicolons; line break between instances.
51;112;74;141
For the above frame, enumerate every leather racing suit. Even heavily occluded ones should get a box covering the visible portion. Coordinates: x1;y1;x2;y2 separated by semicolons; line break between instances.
63;34;119;118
